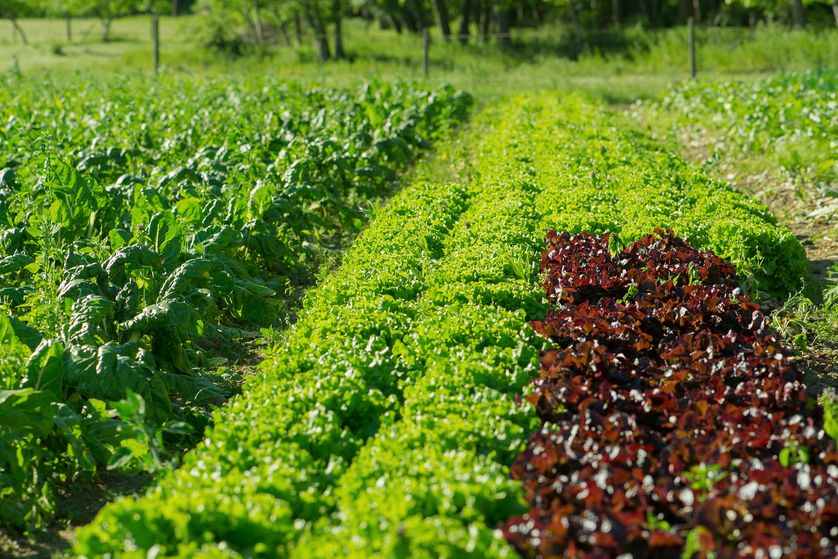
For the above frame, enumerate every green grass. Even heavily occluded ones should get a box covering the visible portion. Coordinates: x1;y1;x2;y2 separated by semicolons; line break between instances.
2;16;836;103
641;70;838;191
0;16;195;73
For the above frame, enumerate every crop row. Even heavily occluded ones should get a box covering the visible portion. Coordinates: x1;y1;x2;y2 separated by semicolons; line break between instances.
504;230;837;558
644;69;838;189
0;76;471;532
75;93;809;557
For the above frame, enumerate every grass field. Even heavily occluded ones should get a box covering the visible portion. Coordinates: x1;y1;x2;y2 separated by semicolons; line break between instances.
2;16;836;101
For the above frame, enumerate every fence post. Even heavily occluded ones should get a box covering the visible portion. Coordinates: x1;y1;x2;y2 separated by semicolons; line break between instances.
688;17;696;78
423;28;430;77
152;14;160;75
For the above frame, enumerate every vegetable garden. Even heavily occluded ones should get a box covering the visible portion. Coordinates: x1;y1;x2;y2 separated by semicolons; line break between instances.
0;74;470;534
651;70;837;191
1;72;836;558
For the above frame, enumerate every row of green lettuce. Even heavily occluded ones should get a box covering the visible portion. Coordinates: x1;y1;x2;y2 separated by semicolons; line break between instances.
0;75;471;533
74;92;808;558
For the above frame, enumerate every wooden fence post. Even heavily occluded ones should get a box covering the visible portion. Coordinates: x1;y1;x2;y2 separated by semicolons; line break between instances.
423;28;430;77
152;15;160;75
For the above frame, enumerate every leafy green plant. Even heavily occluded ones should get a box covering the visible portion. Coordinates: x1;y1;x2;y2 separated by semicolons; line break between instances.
645;511;672;532
645;69;838;193
824;263;838;307
682;527;717;559
76;92;810;559
0;75;471;534
684;463;730;494
771;291;838;353
779;439;811;468
821;391;838;444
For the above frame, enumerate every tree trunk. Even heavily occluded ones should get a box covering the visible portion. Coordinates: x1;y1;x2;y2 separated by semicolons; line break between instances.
458;0;471;45
383;0;402;33
532;3;542;27
691;0;701;25
11;17;28;45
333;0;345;59
495;6;511;49
790;0;805;27
401;6;419;32
406;0;425;31
102;18;113;42
638;0;651;27
478;1;490;44
568;0;581;30
252;5;265;45
833;0;838;26
650;0;660;26
389;14;403;33
294;13;303;46
306;7;331;60
748;8;758;28
172;0;178;16
612;0;620;27
431;0;451;41
66;14;72;42
278;21;291;46
677;0;689;23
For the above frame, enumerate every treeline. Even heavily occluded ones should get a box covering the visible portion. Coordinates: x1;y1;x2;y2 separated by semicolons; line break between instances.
1;0;836;55
205;0;837;60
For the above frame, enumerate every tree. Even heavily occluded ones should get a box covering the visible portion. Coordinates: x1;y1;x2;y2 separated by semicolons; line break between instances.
802;0;833;24
146;0;174;14
304;0;331;60
197;0;836;61
199;0;285;46
789;0;806;25
333;0;345;58
457;0;471;44
431;0;452;40
477;0;490;43
41;0;89;41
494;2;511;48
0;0;31;44
80;0;142;41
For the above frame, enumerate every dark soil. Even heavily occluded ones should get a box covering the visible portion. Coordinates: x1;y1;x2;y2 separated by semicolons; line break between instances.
1;472;149;558
0;336;266;559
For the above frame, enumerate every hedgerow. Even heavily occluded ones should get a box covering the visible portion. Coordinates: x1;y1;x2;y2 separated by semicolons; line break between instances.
75;93;810;557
